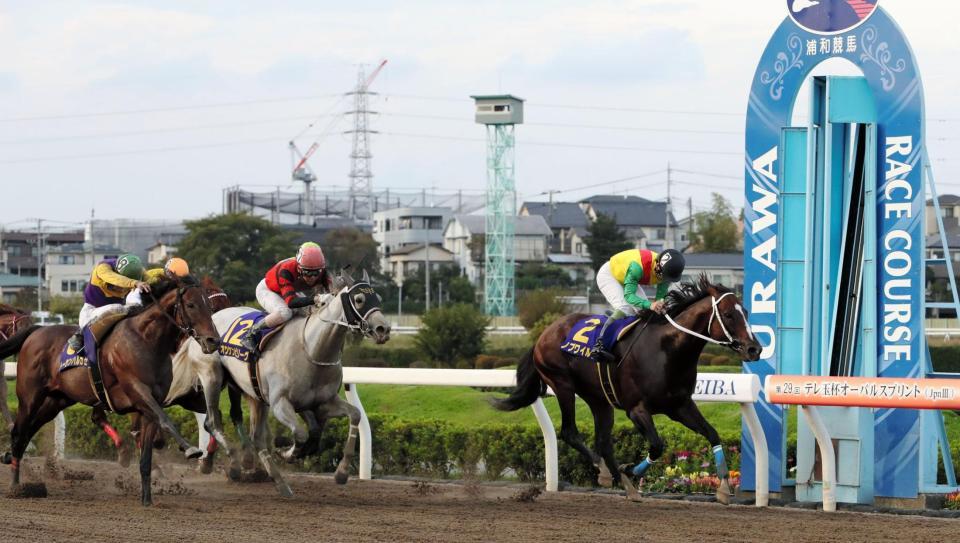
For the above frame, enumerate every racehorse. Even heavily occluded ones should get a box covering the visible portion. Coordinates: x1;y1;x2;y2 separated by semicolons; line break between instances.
0;276;221;506
91;276;246;474
0;304;32;427
178;269;390;497
492;274;762;502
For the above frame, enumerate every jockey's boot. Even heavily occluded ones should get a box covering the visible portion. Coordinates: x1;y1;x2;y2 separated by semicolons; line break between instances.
67;330;83;353
241;320;268;355
591;340;616;363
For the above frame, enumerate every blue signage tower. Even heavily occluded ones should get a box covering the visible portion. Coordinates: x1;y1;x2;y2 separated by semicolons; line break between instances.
742;2;958;505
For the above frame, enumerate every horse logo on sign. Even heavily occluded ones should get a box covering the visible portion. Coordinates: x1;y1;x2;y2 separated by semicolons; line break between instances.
787;0;879;34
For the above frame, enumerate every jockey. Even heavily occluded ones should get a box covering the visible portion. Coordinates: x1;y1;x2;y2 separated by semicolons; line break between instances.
241;242;332;353
591;248;685;362
67;255;191;351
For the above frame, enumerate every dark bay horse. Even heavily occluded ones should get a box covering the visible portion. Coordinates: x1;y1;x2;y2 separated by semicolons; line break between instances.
492;275;762;502
0;304;32;428
91;276;246;474
0;276;221;505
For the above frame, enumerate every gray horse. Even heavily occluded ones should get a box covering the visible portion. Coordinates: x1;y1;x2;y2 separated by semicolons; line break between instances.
175;271;390;496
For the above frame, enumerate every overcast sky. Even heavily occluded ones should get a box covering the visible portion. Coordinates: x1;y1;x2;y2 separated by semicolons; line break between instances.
1;0;957;228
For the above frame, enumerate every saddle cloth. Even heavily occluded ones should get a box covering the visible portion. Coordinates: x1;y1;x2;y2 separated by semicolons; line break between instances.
218;311;284;362
58;312;126;373
560;314;642;358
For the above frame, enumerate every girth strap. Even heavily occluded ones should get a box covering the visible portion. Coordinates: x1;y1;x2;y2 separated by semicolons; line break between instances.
595;360;622;409
248;355;267;404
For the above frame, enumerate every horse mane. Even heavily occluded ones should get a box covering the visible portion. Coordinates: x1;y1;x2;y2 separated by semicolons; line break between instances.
0;303;28;316
657;273;730;319
144;275;199;305
200;275;221;293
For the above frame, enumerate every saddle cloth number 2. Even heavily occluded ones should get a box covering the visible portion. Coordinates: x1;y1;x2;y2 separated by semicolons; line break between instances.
572;318;602;344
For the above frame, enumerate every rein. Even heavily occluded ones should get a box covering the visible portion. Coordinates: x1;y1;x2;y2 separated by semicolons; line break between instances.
145;283;203;341
298;282;381;366
664;292;736;346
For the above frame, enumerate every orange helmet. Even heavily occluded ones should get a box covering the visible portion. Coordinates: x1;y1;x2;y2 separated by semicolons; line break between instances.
164;257;190;278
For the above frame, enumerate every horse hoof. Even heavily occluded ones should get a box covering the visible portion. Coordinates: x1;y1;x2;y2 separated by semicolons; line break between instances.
717;478;731;505
276;481;294;498
227;466;241;482
334;470;349;485
1;451;11;465
7;482;48;499
118;445;132;468
184;447;203;460
199;456;214;475
274;436;293;448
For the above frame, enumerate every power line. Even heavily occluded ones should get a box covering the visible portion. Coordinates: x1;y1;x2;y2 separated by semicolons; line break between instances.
0;94;344;123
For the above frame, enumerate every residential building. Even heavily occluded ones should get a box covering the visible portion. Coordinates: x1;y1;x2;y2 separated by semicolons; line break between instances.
579;195;680;251
0;230;84;278
519;201;590;256
680;252;745;295
443;214;552;285
45;243;123;298
382;243;455;284
372;206;452;274
146;242;177;265
0;273;38;304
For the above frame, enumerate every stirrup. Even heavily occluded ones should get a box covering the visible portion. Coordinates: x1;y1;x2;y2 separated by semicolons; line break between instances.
592;345;615;363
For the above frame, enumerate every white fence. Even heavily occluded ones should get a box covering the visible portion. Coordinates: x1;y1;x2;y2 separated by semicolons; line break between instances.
3;362;767;505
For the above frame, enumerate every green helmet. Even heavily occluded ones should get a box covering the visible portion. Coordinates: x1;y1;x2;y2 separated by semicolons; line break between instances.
115;254;144;281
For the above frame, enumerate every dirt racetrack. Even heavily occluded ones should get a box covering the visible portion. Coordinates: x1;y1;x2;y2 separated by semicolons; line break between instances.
0;457;956;543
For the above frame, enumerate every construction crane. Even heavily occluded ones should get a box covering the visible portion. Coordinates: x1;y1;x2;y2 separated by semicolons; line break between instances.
288;59;387;222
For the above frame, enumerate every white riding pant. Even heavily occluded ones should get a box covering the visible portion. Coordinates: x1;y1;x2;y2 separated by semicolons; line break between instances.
596;262;643;316
256;279;293;324
78;289;144;328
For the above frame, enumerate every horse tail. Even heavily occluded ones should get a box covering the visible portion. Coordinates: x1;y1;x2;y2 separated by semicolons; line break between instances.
489;348;546;411
0;324;41;361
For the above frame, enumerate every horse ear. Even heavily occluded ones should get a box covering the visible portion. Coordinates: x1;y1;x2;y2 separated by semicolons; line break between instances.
362;269;370;283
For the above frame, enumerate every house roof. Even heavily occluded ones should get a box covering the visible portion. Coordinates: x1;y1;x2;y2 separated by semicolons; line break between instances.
1;231;84;243
388;243;454;257
451;214;553;236
580;194;678;227
521;202;589;229
926;194;960;206
682;252;744;269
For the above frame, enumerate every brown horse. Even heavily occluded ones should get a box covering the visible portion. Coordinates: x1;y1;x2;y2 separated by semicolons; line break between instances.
492;275;762;502
91;276;242;473
0;304;32;428
0;276;220;506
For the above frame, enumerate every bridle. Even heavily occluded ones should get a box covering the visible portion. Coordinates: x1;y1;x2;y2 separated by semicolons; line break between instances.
301;281;384;366
0;313;31;342
147;283;206;342
664;291;742;350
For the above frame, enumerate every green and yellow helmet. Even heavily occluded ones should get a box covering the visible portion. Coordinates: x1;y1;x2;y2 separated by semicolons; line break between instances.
115;254;144;281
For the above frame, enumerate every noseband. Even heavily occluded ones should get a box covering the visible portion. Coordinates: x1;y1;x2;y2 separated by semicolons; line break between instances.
664;292;738;347
149;283;205;341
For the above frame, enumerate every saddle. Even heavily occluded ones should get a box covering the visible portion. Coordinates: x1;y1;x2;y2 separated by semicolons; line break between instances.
218;311;287;404
58;311;128;410
559;314;642;359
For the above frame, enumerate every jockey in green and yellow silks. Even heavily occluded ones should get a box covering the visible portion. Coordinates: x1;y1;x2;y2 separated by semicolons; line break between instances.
592;248;685;362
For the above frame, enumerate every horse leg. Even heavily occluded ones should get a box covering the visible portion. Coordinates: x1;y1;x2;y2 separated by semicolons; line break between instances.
125;381;202;459
227;385;256;470
623;405;664;498
300;410;324;457
270;396;309;462
139;419;157;506
589;400;620;489
316;397;361;485
194;412;220;476
248;395;293;498
196;362;234;460
555;386;603;480
0;375;12;431
668;398;731;504
6;394;68;490
92;408;130;467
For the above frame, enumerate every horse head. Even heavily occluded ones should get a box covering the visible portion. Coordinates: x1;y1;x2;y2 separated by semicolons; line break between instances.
200;275;233;312
321;269;390;344
153;276;221;354
700;279;762;361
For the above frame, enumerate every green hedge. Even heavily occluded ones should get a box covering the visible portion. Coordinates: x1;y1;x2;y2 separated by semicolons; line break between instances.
52;406;745;486
931;346;960;373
